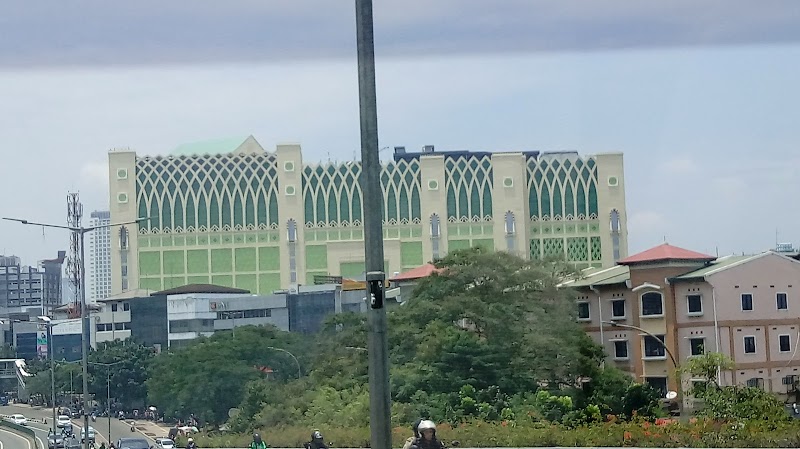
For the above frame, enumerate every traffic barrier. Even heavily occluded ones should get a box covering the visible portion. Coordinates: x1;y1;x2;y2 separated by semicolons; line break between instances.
0;418;42;449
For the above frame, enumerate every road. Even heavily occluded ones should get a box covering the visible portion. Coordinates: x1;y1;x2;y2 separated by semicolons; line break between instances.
0;425;34;449
0;404;164;447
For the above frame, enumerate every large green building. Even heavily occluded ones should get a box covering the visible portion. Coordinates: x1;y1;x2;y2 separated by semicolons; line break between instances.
108;137;628;295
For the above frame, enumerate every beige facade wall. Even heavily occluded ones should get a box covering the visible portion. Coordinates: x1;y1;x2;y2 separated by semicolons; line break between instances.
593;153;628;266
108;150;139;294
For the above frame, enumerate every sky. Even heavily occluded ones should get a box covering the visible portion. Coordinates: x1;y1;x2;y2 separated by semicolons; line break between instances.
1;0;800;265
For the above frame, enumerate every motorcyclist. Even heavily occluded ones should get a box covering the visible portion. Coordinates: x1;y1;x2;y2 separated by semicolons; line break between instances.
186;437;199;449
98;443;107;449
304;430;328;449
410;420;445;449
250;432;268;449
402;418;423;449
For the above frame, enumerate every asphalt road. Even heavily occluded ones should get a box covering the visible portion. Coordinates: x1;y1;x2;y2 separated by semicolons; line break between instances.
0;425;35;449
0;404;160;447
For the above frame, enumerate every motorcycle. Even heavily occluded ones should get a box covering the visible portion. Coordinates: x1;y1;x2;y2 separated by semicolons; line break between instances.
130;420;136;432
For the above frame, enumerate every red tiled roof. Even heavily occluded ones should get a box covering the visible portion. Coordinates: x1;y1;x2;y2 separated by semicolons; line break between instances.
619;243;715;265
390;263;442;282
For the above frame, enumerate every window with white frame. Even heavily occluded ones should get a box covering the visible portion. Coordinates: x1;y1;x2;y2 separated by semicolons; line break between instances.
613;340;628;359
741;293;753;311
687;294;703;315
641;292;663;316
777;292;788;310
643;335;667;358
780;334;791;352
743;335;756;354
689;337;705;356
577;302;590;320
611;299;626;318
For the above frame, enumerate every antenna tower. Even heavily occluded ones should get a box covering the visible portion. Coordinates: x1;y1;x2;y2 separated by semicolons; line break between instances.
66;192;83;318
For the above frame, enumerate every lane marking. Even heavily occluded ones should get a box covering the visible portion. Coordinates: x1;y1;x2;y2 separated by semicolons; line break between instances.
0;427;32;449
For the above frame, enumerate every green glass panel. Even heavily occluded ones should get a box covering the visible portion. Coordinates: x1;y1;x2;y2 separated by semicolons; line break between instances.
234;247;257;271
161;198;173;229
576;183;587;216
186;250;209;273
340;261;366;278
316;193;325;225
233;195;244;227
386;186;397;221
258;189;269;225
530;239;541;260
458;185;469;219
245;191;255;226
197;192;207;227
258;273;281;294
138;201;148;229
173;196;184;229
352;189;362;222
469;184;481;219
542;238;565;259
139;251;161;276
235;274;258;293
163;276;186;289
209;194;220;227
482;183;492;218
588;182;598;216
567;237;589;262
221;193;232;227
564;183;575;217
328;190;339;224
258;247;280;271
448;239;471;251
305;245;328;270
411;186;421;220
446;185;457;219
163;250;185;275
211;275;233;287
139;277;162;291
529;183;539;219
552;184;563;217
400;242;423;267
211;249;233;272
471;239;491;251
185;195;196;229
540;183;551;217
149;200;160;230
187;275;209;284
340;189;351;224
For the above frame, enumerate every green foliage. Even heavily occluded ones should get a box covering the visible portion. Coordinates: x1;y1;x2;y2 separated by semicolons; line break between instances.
622;383;665;419
679;352;735;393
696;385;790;426
89;340;155;408
533;390;573;422
146;325;310;424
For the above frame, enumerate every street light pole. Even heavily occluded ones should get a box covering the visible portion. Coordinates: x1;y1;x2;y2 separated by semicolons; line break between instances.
265;346;301;379
602;321;684;418
4;216;147;449
38;318;57;434
354;2;391;449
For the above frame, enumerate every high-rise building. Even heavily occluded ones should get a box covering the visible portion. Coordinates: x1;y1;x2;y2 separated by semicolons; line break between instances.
87;210;112;301
0;252;65;316
108;136;628;295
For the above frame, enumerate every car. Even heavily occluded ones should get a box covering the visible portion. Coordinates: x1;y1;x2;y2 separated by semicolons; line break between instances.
117;437;151;449
80;426;95;443
7;414;26;425
155;438;175;448
57;415;72;428
48;433;65;449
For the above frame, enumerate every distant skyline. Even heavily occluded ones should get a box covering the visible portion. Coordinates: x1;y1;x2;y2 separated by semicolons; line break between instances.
1;1;799;265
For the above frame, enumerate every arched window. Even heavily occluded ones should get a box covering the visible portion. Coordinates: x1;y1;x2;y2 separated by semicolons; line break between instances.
430;213;441;260
641;291;663;316
610;209;621;261
504;211;516;234
287;219;297;243
287;219;298;283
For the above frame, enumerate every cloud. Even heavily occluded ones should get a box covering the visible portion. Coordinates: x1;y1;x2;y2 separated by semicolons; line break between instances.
660;156;699;175
79;161;108;188
628;210;669;233
2;0;800;67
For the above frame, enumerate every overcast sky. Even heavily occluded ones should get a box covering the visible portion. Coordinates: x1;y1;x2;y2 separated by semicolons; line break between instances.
2;0;800;266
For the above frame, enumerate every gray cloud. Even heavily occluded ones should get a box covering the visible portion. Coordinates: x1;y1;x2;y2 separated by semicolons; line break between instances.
2;0;800;68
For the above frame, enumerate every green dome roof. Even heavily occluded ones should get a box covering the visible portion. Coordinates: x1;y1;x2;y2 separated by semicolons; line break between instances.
170;136;255;156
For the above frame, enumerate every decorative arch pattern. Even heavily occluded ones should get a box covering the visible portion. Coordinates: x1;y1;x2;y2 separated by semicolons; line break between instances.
135;154;279;234
302;159;422;228
445;155;493;222
526;155;599;221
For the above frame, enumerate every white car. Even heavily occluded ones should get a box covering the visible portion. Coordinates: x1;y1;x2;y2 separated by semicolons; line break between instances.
57;415;72;428
155;438;175;448
81;426;95;443
8;414;26;425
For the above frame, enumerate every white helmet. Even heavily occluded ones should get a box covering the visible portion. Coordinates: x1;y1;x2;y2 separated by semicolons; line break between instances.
418;420;436;432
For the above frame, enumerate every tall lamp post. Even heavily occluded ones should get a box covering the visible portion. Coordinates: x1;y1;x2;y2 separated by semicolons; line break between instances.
88;360;124;443
3;215;147;449
36;316;58;434
601;321;683;418
265;346;301;379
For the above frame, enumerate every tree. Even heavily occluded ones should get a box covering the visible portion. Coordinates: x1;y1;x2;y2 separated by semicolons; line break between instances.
679;352;734;394
147;325;310;424
698;385;789;425
89;340;155;409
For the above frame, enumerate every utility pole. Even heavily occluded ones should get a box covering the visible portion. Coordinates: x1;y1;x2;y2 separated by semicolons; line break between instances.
4;215;147;449
354;2;391;449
